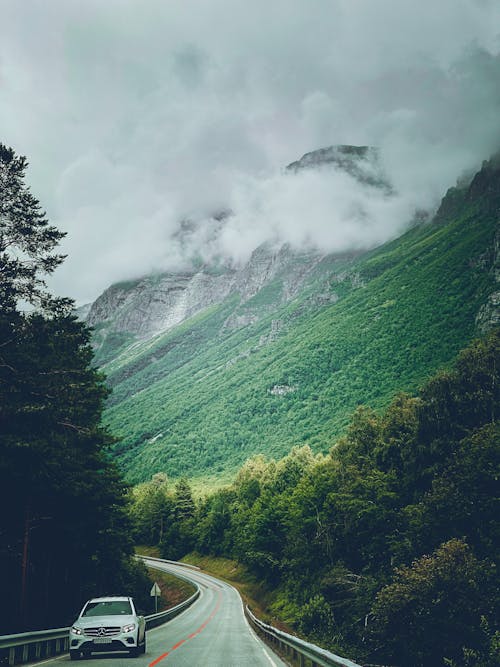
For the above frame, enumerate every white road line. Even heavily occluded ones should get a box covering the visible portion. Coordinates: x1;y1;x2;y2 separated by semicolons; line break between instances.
152;561;283;666
262;646;278;667
25;654;67;666
237;583;280;666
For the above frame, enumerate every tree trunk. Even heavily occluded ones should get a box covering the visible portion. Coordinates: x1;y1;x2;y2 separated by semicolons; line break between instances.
20;499;31;626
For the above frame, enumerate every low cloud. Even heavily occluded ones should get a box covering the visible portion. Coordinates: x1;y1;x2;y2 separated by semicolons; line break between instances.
1;0;500;302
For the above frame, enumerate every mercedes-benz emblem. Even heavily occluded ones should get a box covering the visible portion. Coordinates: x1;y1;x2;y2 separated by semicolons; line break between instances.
98;627;106;636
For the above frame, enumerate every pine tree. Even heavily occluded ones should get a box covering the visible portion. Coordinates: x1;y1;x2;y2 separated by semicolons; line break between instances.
0;143;67;312
0;144;148;632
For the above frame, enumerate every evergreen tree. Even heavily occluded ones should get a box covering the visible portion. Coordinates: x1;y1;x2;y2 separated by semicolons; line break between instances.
0;144;149;632
0;143;67;313
133;331;499;665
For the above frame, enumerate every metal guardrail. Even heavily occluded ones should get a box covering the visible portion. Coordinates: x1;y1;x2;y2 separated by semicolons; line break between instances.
0;627;70;667
144;587;200;630
136;555;201;571
145;556;364;667
1;557;364;667
246;606;363;667
0;582;200;666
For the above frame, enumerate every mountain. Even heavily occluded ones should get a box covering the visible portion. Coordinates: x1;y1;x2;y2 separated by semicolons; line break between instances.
286;144;391;190
84;149;499;485
86;144;386;357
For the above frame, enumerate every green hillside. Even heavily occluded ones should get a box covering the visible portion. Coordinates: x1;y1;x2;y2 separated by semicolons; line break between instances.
101;160;499;484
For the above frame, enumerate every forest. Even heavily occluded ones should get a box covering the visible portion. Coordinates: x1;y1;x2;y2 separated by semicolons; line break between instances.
2;141;499;667
131;330;500;667
101;156;499;485
0;144;150;633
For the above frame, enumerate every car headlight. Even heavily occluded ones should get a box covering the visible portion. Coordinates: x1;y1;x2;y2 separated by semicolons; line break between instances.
122;623;136;633
71;626;83;636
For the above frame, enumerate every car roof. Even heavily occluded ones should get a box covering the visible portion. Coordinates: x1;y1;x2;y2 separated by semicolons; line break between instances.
86;596;131;603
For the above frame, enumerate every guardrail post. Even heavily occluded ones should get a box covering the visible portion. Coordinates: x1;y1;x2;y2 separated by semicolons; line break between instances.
8;646;16;666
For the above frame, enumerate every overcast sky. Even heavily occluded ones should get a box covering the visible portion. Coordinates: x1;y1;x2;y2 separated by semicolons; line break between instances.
2;0;500;304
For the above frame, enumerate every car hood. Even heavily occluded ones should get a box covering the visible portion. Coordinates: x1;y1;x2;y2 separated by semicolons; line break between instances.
74;615;137;628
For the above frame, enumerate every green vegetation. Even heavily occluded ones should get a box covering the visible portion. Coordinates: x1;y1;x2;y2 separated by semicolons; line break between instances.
131;331;500;667
102;159;498;483
0;144;150;633
181;553;282;625
132;546;196;613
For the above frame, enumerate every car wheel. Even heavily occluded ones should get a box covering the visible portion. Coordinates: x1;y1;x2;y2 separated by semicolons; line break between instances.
141;634;147;654
69;650;81;661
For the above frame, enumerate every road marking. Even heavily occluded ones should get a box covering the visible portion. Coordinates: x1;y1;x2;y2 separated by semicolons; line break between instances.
26;655;67;666
150;561;282;666
262;647;278;666
150;652;169;666
147;586;205;636
247;627;278;667
238;590;280;666
148;590;222;667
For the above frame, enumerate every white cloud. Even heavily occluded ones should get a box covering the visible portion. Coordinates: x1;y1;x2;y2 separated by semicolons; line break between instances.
1;0;500;303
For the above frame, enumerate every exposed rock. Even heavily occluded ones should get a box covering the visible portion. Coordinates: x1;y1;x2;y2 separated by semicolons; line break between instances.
476;291;500;333
475;226;500;333
233;243;288;301
83;146;388;348
223;313;259;330
269;384;298;396
87;269;236;339
75;302;92;321
259;319;284;346
286;144;390;190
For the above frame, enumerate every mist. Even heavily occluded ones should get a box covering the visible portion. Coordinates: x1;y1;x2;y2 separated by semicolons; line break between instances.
1;0;500;303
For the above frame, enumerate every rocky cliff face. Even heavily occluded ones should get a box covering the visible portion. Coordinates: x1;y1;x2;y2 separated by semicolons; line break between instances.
476;227;500;332
286;144;390;190
85;146;499;362
87;269;236;339
85;145;380;346
86;240;332;346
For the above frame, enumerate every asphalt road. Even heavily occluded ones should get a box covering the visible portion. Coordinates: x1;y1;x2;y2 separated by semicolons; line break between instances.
42;559;287;667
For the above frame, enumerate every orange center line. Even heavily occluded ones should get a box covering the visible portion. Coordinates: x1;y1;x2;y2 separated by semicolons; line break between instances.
148;590;222;666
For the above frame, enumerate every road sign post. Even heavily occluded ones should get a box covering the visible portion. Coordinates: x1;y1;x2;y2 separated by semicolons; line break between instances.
150;582;161;613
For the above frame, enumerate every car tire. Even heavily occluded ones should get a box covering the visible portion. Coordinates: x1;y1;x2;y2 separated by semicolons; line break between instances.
141;634;147;654
69;650;81;661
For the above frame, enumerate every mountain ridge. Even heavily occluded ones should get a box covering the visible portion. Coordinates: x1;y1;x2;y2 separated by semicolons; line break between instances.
86;144;389;354
85;150;499;484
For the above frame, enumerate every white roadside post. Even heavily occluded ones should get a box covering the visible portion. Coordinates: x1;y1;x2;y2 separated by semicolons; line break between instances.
150;582;161;613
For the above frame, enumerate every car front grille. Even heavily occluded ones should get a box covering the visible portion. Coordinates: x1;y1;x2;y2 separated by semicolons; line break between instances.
84;626;121;637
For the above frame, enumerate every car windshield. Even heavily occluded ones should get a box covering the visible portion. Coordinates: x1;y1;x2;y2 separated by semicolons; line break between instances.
82;601;132;617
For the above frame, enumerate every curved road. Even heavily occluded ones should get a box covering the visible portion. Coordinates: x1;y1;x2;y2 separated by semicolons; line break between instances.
141;558;286;666
42;558;287;667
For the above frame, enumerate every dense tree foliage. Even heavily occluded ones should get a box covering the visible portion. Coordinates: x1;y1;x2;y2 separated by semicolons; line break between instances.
102;157;499;484
133;331;499;666
0;144;66;312
0;144;150;632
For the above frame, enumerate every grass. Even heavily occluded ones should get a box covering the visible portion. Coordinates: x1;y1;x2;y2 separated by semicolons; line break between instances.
181;552;292;631
99;175;498;484
135;546;197;612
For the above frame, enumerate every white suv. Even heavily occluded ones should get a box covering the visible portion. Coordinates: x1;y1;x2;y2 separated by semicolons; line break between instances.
69;596;146;660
